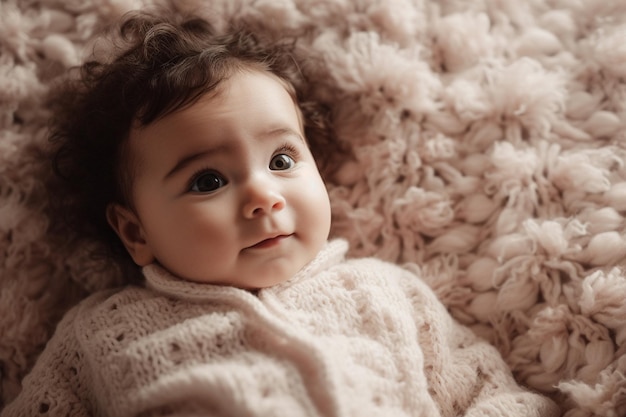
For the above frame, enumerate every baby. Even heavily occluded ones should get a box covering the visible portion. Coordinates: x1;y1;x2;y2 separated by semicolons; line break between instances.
2;11;559;417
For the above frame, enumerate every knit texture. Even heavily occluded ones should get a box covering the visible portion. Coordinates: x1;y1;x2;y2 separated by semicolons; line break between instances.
1;241;558;417
2;0;626;416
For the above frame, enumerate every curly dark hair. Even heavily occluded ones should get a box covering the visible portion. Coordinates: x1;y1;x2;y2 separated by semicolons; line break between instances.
47;10;334;271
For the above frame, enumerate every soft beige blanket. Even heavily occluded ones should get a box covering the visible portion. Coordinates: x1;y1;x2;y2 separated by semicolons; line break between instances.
1;0;625;415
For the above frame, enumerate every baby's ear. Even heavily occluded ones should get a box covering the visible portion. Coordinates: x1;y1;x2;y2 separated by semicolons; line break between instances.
106;204;154;266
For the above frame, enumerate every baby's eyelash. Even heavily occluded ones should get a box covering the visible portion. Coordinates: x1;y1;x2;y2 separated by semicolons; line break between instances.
275;143;301;159
189;166;211;181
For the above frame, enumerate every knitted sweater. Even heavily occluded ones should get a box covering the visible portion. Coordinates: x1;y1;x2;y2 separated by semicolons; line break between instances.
2;240;559;417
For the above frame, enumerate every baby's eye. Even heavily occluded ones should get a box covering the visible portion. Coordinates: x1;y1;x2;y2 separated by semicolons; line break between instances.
189;171;227;193
269;154;295;171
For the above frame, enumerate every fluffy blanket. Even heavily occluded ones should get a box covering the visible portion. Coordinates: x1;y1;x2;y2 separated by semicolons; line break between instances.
1;0;625;415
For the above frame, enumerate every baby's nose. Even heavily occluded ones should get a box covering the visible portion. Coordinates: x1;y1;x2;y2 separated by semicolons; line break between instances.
242;176;286;218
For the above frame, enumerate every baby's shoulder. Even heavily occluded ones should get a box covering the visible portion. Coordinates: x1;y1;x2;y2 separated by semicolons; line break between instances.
71;285;229;332
68;285;161;321
332;255;418;281
326;256;438;300
60;285;243;360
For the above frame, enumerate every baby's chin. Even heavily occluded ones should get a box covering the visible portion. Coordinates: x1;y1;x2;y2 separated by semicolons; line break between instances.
236;267;306;290
174;263;305;290
236;255;319;290
164;238;325;289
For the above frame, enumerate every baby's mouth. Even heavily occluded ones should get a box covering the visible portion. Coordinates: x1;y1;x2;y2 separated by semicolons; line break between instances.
247;234;292;249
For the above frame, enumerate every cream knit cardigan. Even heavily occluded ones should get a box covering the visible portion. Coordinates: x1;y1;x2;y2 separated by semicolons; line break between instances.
2;240;558;417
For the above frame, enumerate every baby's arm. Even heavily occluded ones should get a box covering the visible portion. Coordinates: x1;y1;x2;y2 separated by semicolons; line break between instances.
396;266;560;417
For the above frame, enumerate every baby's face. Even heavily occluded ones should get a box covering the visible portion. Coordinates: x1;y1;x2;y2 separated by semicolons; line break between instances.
111;70;331;289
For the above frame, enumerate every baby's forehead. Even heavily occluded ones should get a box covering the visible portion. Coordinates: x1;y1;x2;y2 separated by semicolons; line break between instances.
127;69;305;152
139;70;304;142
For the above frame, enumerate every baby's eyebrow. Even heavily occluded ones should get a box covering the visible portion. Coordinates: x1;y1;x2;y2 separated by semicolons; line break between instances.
261;127;305;142
164;144;231;181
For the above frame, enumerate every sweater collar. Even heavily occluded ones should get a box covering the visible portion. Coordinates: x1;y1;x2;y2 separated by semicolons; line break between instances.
142;239;348;301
